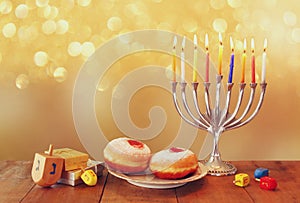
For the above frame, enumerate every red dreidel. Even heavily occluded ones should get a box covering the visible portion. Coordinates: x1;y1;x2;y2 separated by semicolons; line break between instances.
259;176;277;190
233;173;250;187
31;144;64;187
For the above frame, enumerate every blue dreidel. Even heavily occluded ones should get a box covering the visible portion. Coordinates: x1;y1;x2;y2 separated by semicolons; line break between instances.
254;168;269;181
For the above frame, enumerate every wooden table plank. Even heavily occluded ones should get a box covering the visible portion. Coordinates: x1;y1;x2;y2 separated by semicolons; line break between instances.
1;160;300;202
0;161;35;203
244;161;300;202
176;172;253;203
100;173;178;203
21;170;108;203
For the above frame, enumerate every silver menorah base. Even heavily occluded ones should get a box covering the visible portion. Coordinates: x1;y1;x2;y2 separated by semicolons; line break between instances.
171;75;267;176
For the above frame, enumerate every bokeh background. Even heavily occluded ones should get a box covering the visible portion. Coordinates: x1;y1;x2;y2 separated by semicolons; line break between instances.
0;0;299;160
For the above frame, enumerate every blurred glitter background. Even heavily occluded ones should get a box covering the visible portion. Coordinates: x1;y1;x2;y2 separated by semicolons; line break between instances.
0;0;299;160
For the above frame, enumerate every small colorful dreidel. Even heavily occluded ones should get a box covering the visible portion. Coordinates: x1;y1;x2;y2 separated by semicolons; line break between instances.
31;144;64;187
259;176;277;190
233;173;250;187
254;168;269;181
81;169;97;186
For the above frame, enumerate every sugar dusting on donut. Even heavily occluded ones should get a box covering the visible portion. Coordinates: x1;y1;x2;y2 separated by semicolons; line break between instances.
103;137;151;173
149;147;199;179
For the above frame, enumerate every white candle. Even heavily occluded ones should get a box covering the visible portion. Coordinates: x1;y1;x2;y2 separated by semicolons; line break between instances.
181;36;186;82
261;38;267;83
192;34;197;82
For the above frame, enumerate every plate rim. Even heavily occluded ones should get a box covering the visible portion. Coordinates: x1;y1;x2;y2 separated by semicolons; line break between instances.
108;162;208;186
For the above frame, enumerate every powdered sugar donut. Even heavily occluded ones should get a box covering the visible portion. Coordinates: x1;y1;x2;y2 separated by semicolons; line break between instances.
149;147;199;179
103;137;151;173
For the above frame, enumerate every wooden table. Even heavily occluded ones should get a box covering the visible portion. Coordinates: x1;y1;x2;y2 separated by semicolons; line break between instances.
1;160;299;203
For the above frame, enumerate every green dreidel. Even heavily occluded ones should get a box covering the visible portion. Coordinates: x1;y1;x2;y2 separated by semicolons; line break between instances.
31;144;64;187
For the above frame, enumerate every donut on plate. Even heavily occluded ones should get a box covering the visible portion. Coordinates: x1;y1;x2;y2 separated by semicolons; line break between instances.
103;137;151;173
149;147;199;179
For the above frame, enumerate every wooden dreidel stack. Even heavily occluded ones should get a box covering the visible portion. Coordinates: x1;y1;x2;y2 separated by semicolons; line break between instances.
31;145;64;187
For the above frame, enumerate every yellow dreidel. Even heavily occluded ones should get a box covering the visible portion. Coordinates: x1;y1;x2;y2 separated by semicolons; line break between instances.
233;173;250;187
31;144;64;187
81;169;97;186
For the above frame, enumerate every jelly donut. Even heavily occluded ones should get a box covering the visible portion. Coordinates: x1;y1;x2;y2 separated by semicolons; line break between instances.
149;147;199;179
103;137;151;173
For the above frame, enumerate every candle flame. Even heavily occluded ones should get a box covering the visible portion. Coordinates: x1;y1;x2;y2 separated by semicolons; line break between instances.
218;32;223;46
193;34;197;49
243;38;247;53
173;36;177;49
230;36;234;52
263;38;267;52
205;33;209;50
181;36;186;51
251;38;255;53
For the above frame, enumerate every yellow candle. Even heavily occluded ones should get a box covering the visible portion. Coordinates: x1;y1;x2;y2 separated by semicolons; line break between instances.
192;34;197;82
241;39;246;83
181;36;186;82
205;33;209;82
172;36;177;81
218;32;223;75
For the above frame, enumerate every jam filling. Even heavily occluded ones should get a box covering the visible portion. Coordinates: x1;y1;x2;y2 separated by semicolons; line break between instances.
127;140;144;149
169;147;184;153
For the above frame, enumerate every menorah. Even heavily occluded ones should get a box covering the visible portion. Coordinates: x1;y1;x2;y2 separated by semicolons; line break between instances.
171;75;267;176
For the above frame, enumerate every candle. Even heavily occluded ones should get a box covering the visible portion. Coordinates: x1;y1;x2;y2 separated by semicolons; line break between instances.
218;32;223;75
261;38;267;83
172;36;177;81
228;36;234;83
205;33;209;83
241;39;246;83
192;34;197;82
251;38;256;83
181;36;186;82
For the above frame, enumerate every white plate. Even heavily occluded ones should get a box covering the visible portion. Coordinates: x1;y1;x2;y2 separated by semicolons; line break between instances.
108;162;207;189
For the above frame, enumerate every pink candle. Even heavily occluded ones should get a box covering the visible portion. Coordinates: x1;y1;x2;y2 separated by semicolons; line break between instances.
251;38;255;83
205;33;209;82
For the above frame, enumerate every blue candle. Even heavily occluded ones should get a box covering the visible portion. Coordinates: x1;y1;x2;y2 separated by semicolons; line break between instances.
228;37;234;83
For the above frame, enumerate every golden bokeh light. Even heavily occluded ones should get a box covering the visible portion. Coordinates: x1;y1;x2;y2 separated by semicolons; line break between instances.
34;51;48;67
53;66;67;82
0;0;12;14
15;4;29;19
2;22;16;38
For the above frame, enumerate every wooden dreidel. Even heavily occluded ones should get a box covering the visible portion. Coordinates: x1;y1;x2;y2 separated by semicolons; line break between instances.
80;168;97;186
233;173;250;187
31;144;64;187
